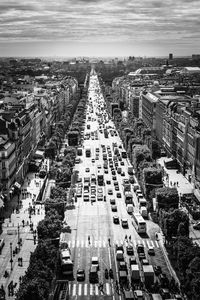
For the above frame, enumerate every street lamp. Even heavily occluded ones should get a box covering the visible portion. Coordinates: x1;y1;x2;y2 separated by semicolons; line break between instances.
10;242;13;271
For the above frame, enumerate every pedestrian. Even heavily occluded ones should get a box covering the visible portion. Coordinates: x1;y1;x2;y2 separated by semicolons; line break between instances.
170;181;172;186
177;181;179;187
174;182;176;187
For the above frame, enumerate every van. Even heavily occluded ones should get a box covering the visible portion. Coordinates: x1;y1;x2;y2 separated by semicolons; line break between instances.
150;294;162;300
89;265;98;283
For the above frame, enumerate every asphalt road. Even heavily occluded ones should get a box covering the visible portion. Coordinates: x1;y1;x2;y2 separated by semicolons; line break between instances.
63;73;171;299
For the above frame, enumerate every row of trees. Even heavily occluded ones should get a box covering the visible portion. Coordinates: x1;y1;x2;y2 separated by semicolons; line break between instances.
16;205;63;300
106;82;199;298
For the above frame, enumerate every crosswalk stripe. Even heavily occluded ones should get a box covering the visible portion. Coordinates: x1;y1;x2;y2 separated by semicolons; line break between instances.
72;284;76;296
78;284;82;296
90;284;93;295
77;240;79;247
81;240;84;248
106;282;110;295
98;240;101;247
155;240;159;248
94;241;98;247
103;240;106;247
72;240;75;248
84;284;87;296
86;241;89;247
146;240;151;248
68;241;71;248
68;283;71;294
95;285;99;295
133;240;137;247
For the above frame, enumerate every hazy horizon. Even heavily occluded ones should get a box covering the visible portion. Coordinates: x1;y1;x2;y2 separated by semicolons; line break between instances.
0;0;199;57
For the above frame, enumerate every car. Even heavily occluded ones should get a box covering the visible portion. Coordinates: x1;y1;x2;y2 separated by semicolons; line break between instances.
75;158;81;164
129;256;137;265
104;169;108;174
115;185;119;191
76;189;82;197
111;205;117;212
120;161;125;166
113;215;119;224
116;192;121;198
110;199;116;205
91;158;95;163
77;269;85;281
112;176;117;181
91;195;96;202
111;170;116;176
154;265;162;276
138;252;146;260
193;222;200;230
121;219;128;228
97;165;101;169
108;189;113;195
97;194;103;201
95;156;99;160
126;245;134;255
129;176;135;184
106;180;111;185
121;171;125;176
91;189;96;195
85;168;90;172
148;246;155;256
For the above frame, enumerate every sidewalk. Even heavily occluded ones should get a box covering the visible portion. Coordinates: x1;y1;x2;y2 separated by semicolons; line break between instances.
157;157;193;196
0;172;46;299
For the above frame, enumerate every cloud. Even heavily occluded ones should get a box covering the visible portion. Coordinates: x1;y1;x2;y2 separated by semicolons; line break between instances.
0;0;199;55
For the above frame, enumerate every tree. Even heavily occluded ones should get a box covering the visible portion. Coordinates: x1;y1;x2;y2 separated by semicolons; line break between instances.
45;140;57;160
156;187;179;210
37;209;62;240
151;139;161;160
143;166;163;198
132;145;151;173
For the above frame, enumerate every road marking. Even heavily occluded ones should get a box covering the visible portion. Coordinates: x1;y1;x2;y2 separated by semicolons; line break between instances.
78;284;82;295
76;240;79;247
90;284;93;295
106;283;110;295
72;284;76;296
68;283;71;294
95;285;99;295
72;240;75;248
133;240;137;247
81;240;84;248
98;240;101;247
68;241;71;248
86;241;89;247
84;284;87;295
146;240;149;248
94;240;98;247
155;240;159;248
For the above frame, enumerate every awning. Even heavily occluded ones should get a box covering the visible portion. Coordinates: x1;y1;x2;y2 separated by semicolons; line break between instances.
14;182;21;189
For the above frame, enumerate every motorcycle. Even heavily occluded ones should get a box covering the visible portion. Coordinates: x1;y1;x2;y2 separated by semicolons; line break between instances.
105;269;109;279
109;269;113;279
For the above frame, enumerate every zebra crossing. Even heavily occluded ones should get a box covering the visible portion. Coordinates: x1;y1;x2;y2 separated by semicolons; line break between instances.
69;282;112;296
67;238;159;249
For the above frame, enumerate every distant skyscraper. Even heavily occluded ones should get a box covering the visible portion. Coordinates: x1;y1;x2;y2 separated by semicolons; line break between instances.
169;53;173;60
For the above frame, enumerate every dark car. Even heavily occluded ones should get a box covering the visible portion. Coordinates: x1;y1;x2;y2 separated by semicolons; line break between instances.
126;245;134;255
113;215;119;224
77;269;85;281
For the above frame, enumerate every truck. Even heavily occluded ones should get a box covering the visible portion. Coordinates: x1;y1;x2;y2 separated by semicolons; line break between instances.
143;265;155;288
130;264;140;282
128;166;134;175
60;248;73;276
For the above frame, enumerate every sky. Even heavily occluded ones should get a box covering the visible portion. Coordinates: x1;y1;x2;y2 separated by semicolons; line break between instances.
0;0;200;57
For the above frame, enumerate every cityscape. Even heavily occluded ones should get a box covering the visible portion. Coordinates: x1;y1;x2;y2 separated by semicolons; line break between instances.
1;1;200;300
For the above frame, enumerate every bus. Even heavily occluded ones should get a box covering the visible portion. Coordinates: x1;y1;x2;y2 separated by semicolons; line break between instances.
85;148;91;157
132;213;146;234
60;248;73;276
125;191;133;205
97;171;104;186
